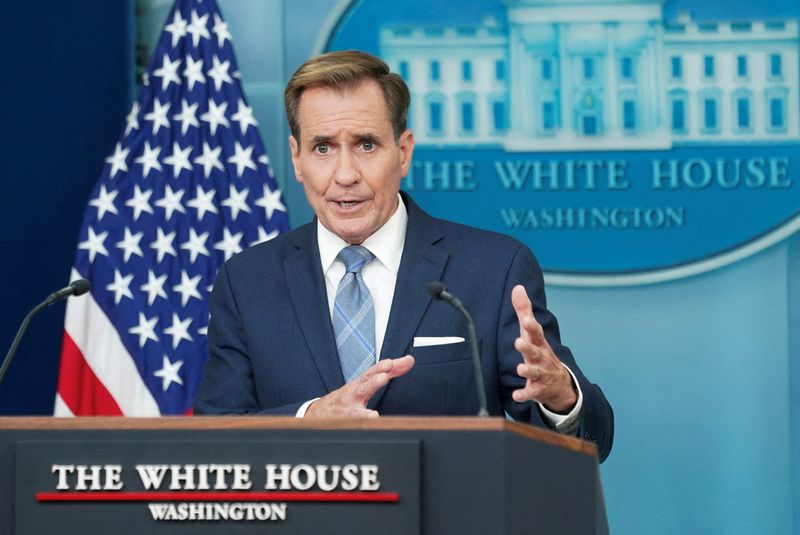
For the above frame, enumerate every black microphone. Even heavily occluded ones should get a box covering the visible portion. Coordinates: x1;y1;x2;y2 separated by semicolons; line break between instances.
45;279;92;305
428;282;489;417
0;279;92;386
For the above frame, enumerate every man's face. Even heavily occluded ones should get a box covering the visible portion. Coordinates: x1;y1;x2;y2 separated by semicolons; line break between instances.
289;80;414;245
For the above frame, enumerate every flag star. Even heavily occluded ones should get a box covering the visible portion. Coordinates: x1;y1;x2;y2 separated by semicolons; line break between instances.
163;141;193;178
164;313;193;349
214;228;244;260
150;228;177;262
198;325;208;336
89;184;119;220
152;54;181;91
140;269;168;305
212;14;232;47
180;228;210;263
200;98;229;135
231;99;258;134
207;55;233;91
183;55;205;90
186;185;218;220
221;184;251;221
155;185;187;220
253;226;280;246
173;98;200;136
226;141;256;177
186;10;210;48
173;270;203;306
129;312;158;348
193;141;224;178
258;154;275;177
144;98;171;135
134;141;163;178
78;227;109;263
126;184;154;221
124;101;140;136
115;227;144;262
105;143;130;178
153;355;185;391
142;72;150;87
106;269;134;305
254;184;287;219
164;10;188;48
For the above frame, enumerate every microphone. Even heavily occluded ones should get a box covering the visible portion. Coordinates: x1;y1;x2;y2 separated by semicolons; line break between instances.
428;282;489;417
45;279;92;305
0;279;92;386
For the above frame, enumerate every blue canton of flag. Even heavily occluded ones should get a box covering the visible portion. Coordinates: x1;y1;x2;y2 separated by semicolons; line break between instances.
55;0;289;416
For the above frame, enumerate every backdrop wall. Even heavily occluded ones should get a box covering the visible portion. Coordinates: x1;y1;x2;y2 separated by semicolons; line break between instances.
0;0;797;533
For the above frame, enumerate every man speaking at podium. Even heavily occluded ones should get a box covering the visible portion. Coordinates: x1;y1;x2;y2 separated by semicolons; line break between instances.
195;51;613;462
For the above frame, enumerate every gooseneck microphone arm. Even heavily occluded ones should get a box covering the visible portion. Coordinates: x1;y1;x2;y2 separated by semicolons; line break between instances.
428;282;489;417
0;279;91;386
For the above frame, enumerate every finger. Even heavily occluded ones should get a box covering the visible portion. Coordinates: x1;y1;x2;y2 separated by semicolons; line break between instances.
512;385;542;403
511;285;533;340
386;355;415;378
349;371;391;404
514;337;546;365
360;358;395;380
520;313;546;346
351;356;416;404
517;363;542;382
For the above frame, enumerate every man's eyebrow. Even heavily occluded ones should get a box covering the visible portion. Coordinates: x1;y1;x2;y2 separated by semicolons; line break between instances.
354;132;383;143
309;135;333;144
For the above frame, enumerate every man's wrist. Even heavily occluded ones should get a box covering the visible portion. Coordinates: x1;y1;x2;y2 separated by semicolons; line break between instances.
538;364;583;433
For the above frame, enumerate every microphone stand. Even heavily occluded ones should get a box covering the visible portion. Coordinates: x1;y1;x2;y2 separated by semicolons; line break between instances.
0;299;54;385
428;282;489;417
0;280;91;387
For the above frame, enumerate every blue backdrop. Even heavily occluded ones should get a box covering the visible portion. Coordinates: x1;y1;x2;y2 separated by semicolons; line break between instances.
1;1;797;533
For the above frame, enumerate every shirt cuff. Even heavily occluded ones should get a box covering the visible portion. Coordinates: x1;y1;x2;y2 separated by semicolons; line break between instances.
538;364;583;435
296;398;320;418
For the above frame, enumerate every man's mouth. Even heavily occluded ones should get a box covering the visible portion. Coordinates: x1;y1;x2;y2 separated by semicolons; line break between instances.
334;199;363;209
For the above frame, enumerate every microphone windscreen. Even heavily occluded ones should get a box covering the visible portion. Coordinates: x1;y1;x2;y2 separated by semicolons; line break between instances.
70;279;92;296
428;281;446;298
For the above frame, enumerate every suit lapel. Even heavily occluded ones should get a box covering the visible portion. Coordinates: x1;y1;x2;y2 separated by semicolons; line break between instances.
284;223;345;392
369;195;449;409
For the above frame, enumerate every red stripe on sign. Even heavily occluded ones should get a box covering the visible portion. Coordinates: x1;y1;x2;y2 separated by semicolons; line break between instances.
36;491;399;503
57;331;123;416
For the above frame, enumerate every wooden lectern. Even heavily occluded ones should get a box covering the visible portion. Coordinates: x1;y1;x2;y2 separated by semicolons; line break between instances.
0;416;608;534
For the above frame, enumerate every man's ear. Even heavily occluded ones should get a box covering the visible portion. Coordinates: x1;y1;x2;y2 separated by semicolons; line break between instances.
398;129;414;175
289;135;303;183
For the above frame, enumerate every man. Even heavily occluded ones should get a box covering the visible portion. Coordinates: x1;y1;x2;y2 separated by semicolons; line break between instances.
195;51;613;462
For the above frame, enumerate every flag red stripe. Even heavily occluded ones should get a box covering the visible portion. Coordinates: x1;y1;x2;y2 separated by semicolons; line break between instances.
57;331;124;416
36;491;399;502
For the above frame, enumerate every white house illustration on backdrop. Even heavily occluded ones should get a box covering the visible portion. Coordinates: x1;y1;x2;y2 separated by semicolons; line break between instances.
379;0;800;152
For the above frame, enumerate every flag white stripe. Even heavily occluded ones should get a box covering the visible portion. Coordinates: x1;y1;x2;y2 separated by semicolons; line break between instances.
64;268;161;416
53;393;75;417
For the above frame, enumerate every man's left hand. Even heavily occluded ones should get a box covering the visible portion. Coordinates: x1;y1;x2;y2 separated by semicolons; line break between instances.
510;284;577;413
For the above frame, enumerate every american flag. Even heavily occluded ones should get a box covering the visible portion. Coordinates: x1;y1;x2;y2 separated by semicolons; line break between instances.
54;0;288;416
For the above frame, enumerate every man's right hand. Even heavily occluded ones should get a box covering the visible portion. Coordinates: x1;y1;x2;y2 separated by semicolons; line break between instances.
304;356;415;418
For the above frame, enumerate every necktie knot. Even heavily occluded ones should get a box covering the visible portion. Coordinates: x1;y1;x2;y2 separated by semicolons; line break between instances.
337;245;374;274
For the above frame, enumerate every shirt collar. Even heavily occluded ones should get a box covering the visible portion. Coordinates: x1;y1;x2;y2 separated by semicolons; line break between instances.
318;193;408;274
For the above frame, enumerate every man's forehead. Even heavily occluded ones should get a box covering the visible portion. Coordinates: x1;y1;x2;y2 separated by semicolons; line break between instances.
295;82;392;139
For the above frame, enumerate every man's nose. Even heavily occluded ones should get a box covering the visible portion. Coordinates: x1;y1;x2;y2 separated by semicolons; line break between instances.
333;150;359;186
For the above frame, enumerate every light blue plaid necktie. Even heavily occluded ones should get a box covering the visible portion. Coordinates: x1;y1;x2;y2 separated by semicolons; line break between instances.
333;245;376;382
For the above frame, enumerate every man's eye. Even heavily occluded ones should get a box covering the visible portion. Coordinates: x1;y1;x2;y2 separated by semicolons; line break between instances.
362;142;374;151
315;145;329;154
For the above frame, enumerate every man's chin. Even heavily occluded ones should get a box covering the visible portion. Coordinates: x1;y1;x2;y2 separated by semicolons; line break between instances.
323;221;370;245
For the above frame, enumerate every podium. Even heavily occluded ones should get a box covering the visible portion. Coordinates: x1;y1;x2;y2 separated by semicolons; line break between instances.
0;417;608;534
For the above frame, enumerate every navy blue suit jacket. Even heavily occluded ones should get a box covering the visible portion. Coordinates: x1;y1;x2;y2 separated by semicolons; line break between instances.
195;193;613;461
